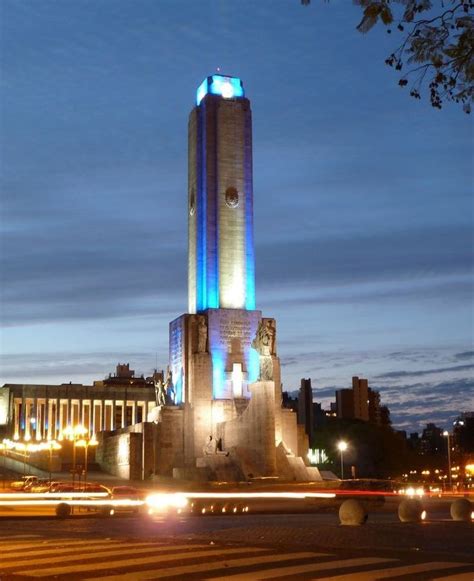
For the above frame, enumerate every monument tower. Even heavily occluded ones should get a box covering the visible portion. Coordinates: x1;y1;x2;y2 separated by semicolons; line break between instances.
162;76;308;480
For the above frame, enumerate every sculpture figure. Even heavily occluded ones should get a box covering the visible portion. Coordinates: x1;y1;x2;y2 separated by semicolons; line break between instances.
197;315;208;353
251;319;276;381
252;319;275;356
154;377;167;407
163;366;175;404
203;435;216;456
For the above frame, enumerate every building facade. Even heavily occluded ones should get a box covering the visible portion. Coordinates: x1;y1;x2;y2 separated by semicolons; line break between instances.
0;365;156;441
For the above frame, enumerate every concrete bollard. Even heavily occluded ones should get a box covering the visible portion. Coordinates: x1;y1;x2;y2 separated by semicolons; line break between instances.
450;498;473;522
339;499;368;526
398;498;425;523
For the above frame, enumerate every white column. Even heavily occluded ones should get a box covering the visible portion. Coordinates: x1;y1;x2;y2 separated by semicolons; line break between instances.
24;398;31;441
14;399;21;439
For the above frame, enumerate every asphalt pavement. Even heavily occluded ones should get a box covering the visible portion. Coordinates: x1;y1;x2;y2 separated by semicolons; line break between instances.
0;497;472;580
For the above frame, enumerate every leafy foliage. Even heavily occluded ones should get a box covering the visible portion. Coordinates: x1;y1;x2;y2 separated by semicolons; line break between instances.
303;1;474;112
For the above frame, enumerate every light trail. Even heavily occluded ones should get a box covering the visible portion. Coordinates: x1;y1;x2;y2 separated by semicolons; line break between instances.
0;492;110;500
182;492;336;499
0;499;143;507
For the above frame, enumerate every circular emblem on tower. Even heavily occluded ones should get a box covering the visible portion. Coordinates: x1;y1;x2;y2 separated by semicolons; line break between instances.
225;187;239;208
189;189;196;216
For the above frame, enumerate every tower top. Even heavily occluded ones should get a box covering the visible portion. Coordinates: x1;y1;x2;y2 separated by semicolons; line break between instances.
196;75;245;106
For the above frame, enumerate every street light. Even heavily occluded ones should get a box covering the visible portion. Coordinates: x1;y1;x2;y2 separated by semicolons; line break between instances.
61;425;88;487
75;435;98;490
443;430;452;491
337;441;348;480
44;440;62;484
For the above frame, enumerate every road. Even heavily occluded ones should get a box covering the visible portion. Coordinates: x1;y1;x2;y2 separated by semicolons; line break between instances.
0;498;472;580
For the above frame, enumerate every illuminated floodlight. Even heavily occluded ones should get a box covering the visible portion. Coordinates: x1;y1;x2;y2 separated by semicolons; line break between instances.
337;441;348;452
337;441;348;480
221;81;234;99
196;75;244;105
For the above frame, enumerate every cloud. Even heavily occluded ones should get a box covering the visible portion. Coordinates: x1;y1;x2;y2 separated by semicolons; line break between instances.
454;351;474;361
2;222;472;328
256;224;473;288
374;363;474;379
0;350;165;386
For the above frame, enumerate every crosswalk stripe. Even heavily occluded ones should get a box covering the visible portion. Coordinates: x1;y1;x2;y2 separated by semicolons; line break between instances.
90;551;330;581
0;538;122;552
315;561;471;580
207;557;396;580
21;546;268;577
0;538;101;551
432;572;474;581
0;541;168;561
2;542;213;571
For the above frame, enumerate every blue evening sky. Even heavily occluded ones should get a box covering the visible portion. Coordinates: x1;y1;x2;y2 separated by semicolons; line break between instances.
1;0;472;432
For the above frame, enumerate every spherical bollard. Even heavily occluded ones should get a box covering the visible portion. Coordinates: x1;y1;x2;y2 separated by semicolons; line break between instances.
450;498;473;522
398;498;425;523
339;499;368;526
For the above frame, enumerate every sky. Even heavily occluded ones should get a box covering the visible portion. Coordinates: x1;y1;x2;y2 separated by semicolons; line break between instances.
1;0;472;434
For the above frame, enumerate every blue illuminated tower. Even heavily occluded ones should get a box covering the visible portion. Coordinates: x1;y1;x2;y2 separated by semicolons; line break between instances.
169;76;282;467
188;75;255;313
164;76;301;475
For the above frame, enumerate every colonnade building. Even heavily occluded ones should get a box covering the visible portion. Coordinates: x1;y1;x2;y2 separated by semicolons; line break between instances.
0;364;156;441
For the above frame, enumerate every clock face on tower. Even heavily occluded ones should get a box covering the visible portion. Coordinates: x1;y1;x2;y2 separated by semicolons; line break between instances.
189;190;196;216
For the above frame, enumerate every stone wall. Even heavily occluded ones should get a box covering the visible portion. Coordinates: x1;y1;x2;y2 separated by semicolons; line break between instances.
219;381;276;476
96;431;142;480
280;408;298;455
154;407;184;476
96;410;185;479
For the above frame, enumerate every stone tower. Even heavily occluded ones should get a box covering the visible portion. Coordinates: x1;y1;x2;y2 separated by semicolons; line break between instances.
163;76;308;479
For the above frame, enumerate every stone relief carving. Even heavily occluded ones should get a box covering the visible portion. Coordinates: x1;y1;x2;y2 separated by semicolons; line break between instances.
197;315;208;353
251;319;276;381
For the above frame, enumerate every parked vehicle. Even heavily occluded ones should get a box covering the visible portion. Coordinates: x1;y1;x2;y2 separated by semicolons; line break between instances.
111;486;144;500
84;483;111;495
10;475;39;490
28;479;53;493
48;482;111;495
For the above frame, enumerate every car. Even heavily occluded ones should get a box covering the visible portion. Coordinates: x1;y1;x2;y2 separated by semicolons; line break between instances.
48;482;111;496
111;486;144;500
48;482;76;493
10;475;39;490
83;483;111;495
28;479;53;493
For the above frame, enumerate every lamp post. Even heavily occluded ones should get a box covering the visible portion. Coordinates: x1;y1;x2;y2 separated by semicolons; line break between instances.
443;430;452;491
45;441;62;484
75;435;98;490
338;441;348;480
61;425;88;487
